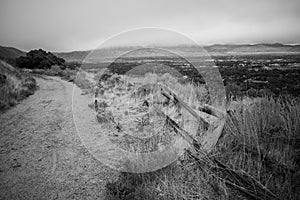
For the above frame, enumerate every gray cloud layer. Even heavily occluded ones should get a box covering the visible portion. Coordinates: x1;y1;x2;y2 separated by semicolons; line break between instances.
1;0;299;51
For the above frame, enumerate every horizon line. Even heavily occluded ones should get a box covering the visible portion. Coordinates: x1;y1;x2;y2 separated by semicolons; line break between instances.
1;42;300;53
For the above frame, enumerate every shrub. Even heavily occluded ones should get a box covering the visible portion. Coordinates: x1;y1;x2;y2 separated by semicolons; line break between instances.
74;71;94;89
16;49;65;69
226;82;242;98
23;77;37;91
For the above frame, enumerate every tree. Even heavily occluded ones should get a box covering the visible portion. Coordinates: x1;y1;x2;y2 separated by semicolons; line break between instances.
16;49;65;69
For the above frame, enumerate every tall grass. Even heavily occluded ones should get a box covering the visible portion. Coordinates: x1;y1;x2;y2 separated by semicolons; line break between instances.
105;95;299;199
81;71;299;199
0;77;37;111
216;96;300;199
0;61;37;111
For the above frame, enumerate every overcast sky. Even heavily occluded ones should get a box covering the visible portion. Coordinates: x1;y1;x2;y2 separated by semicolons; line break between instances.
0;0;299;52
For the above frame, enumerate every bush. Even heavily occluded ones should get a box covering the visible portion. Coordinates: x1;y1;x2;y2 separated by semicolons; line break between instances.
50;65;64;76
16;49;65;69
23;77;37;91
226;82;242;98
65;62;81;70
74;71;94;89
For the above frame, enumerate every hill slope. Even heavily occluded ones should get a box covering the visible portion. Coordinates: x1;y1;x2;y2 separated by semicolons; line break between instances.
54;51;89;62
1;44;300;63
205;43;300;54
54;43;300;62
0;46;25;59
0;46;26;66
0;60;37;110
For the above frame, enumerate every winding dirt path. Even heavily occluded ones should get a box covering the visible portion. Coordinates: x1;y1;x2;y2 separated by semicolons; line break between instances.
0;76;116;199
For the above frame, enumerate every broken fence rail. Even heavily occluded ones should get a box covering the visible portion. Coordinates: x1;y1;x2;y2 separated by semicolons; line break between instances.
156;83;279;200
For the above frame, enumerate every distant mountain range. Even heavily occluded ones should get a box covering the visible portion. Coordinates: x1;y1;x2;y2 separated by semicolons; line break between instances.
1;43;300;63
54;43;300;62
205;43;300;54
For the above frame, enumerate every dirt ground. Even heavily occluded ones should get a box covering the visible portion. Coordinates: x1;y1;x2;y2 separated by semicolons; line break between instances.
0;76;117;200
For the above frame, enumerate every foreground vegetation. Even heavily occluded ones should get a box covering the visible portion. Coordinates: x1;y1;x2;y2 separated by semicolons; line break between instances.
2;45;298;199
0;60;37;111
77;72;299;200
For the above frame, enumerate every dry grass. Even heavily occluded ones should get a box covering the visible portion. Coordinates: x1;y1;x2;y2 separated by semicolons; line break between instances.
0;60;37;111
215;96;300;199
30;66;78;82
76;71;299;199
105;96;299;199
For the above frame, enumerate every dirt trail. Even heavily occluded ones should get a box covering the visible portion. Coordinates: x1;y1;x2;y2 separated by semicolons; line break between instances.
0;76;116;199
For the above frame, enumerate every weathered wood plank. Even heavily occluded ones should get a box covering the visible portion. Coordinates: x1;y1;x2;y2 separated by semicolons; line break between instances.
159;84;210;128
158;83;226;152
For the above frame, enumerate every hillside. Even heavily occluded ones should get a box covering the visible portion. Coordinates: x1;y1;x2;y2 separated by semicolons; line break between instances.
0;46;25;59
0;60;37;110
205;43;300;54
54;50;90;62
54;43;300;62
0;46;26;65
1;44;300;64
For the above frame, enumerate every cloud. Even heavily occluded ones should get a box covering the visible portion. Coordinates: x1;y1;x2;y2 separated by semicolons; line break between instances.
0;0;299;51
